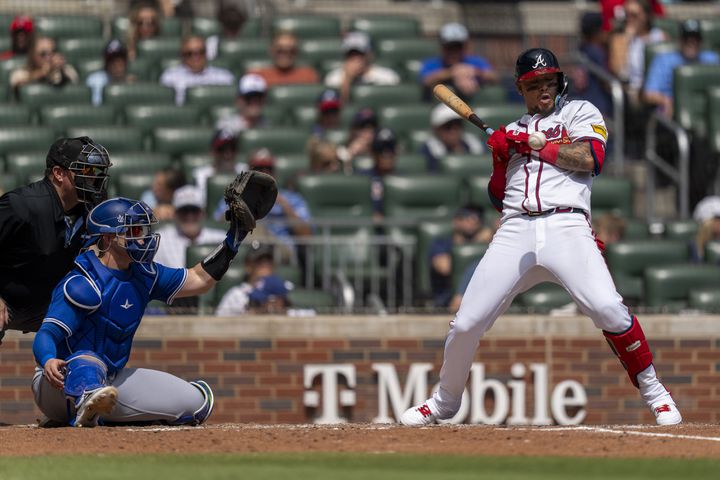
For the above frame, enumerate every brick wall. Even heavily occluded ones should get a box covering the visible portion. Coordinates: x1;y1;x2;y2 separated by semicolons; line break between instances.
1;316;718;425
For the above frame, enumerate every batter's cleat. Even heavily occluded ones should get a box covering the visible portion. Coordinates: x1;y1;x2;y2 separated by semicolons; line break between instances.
651;400;682;426
73;386;118;428
400;400;441;426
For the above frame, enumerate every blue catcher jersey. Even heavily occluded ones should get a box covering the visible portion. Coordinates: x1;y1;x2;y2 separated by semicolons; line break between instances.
43;250;187;373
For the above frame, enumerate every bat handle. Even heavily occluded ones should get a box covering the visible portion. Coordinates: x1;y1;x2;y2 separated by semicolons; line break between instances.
468;113;494;136
485;127;495;135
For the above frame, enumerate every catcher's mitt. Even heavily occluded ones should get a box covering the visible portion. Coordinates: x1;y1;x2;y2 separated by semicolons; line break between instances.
224;171;278;231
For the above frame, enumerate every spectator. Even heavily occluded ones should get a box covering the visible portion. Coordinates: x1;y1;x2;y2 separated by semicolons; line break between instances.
593;212;627;246
86;39;136;105
10;36;78;98
644;20;720;118
140;166;186;221
570;12;613;116
421;103;484;172
429;205;493;307
307;138;343;174
325;31;400;104
216;245;294;316
420;22;497;102
249;31;319;87
694;196;720;223
0;15;33;61
127;2;162;61
609;0;666;102
311;88;342;137
305;88;347;173
364;128;399;222
206;2;247;60
339;107;379;168
160;35;234;105
692;217;720;263
194;128;247;204
216;73;268;134
600;0;664;33
153;185;226;268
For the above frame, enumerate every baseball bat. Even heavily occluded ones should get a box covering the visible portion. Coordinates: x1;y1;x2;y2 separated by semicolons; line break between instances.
433;84;494;135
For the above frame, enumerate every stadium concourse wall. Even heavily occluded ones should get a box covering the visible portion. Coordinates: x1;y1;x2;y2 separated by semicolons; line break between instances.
1;314;719;425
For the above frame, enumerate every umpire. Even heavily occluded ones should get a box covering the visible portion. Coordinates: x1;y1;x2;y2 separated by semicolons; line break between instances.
0;137;112;343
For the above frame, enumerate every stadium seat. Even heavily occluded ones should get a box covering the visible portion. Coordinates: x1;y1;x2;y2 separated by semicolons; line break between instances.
383;175;462;220
406;130;432;153
0;83;8;102
689;288;720;311
75;58;105;80
288;288;336;310
463;175;494;213
57;37;106;65
350;16;421;40
395;154;429;175
275;154;307;188
271;15;341;38
66;126;145;153
0;105;33;126
0;128;56;155
471;104;528;130
439;153;494;177
590;176;633;217
378;104;433;136
123;105;203;134
0;36;9;53
664;220;698;241
205;173;238;213
299;38;343;67
36;15;103;39
4;152;48;183
111;16;182;39
191;17;221;37
39;105;118;135
298;174;372;219
376;38;437;63
137;38;182;62
290;105;317;129
113;173;154;199
275;264;303;286
186;244;222;267
0;172;19;194
241;128;308;155
217;37;270;63
451;242;489;291
351;84;422;108
323;129;348;145
706;241;720;264
673;64;720;138
0;56;24;85
185;85;237;112
700;19;720;51
180;154;212;178
645;264;720;308
268;84;326;109
624;219;650;239
152;127;214;156
644;41;677;74
18;84;91;107
654;18;680;41
103;83;176;106
473;85;509;105
707;87;720;155
517;283;574;311
107;153;172;176
416;220;454;295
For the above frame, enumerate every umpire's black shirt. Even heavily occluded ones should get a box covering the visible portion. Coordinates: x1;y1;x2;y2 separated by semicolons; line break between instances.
0;177;85;314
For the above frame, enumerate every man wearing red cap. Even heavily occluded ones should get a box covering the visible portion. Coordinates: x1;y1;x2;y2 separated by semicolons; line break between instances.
0;15;33;61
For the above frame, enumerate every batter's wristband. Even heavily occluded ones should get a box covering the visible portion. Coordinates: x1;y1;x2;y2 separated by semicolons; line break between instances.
538;142;560;165
200;242;237;281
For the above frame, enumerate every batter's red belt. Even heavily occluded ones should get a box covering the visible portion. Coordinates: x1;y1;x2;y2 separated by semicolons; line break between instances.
522;207;586;217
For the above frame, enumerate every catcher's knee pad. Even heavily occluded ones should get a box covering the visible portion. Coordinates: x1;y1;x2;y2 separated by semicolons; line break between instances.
172;380;215;426
603;316;653;388
63;350;109;398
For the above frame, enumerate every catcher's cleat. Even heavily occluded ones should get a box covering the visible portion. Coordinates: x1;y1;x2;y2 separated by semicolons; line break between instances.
73;386;118;428
400;400;441;426
651;400;682;426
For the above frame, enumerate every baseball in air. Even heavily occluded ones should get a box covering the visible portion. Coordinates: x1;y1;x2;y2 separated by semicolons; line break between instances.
528;132;547;150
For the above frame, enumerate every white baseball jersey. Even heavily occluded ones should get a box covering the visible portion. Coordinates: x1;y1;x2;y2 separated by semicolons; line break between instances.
502;100;608;220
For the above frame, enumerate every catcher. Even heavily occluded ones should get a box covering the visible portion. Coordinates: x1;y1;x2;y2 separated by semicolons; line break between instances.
31;172;276;427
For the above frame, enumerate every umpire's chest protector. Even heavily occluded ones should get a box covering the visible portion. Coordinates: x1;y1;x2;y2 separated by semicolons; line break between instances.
73;252;155;373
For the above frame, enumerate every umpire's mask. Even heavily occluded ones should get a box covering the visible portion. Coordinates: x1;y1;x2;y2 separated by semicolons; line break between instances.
46;137;112;209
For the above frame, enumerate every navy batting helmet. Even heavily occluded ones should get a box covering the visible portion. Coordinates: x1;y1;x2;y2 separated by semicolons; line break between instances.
515;48;568;99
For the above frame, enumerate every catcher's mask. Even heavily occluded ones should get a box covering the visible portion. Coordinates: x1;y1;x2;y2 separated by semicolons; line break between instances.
515;48;568;105
85;197;160;265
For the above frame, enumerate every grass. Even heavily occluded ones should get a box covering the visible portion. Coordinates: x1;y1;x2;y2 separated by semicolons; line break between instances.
1;453;719;480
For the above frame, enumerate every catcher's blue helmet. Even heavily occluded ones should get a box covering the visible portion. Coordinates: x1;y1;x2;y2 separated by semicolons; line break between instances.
86;198;160;264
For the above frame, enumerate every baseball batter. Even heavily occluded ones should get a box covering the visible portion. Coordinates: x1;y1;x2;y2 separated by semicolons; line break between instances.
401;48;681;426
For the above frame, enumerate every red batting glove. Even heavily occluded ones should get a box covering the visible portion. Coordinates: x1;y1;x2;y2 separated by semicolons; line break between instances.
486;126;509;163
505;131;531;155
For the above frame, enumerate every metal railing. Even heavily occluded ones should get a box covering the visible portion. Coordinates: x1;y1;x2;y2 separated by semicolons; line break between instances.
644;111;691;221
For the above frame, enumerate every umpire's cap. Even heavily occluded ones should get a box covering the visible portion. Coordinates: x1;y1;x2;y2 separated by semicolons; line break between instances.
46;137;95;169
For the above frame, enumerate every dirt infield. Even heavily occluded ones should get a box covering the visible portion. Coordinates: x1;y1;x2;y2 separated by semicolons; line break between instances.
1;423;720;458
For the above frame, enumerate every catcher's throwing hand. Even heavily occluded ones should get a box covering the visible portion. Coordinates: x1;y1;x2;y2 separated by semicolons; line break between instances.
223;171;278;250
43;358;67;390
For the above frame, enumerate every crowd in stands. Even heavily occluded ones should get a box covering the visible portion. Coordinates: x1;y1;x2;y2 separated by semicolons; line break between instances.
1;0;719;314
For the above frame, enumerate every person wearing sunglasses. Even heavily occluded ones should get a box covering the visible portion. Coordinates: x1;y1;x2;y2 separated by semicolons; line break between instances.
421;103;485;172
127;2;161;61
249;31;319;87
9;36;78;98
160;35;234;105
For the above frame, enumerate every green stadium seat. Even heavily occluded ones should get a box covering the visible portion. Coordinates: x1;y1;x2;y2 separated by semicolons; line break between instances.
0;172;19;194
271;16;341;39
396;154;429;174
351;84;422;108
0;36;9;53
664;220;698;241
376;38;437;63
416;220;453;296
624;219;650;239
123;105;203;134
241;128;308;155
297;174;372;218
700;19;720;51
137;38;182;62
0;83;8;103
18;84;91;107
0;129;56;155
103;83;175;106
39;105;117;135
473;85;509;105
471;104;528;129
707;87;720;155
75;58;105;80
205;173;238;213
350;16;421;40
383;175;462;220
0;105;33;126
299;38;343;66
439;153;493;177
275;264;303;286
352;156;374;172
706;241;720;264
66;126;145;153
186;244;222;267
152;127;214;156
111;16;182;39
654;18;680;41
378;104;432;136
0;56;25;85
5;152;48;183
291;105;319;129
591;176;633;217
324;129;348;145
451;242;489;291
689;288;720;311
268;84;326;109
517;283;574;311
113;173;154;199
107;153;172;176
275;154;307;188
464;175;494;212
185;85;237;112
217;38;270;64
128;57;157;82
57;38;106;64
406;130;432;153
179;154;212;178
191;17;221;37
36;15;103;39
288;288;336;309
673;64;720;138
645;264;720;308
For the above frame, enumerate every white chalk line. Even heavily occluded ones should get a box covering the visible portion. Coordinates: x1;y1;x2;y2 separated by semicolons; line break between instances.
510;425;720;443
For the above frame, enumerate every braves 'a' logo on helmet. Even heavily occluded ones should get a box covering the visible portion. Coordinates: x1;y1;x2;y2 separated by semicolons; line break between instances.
515;47;569;100
531;54;547;69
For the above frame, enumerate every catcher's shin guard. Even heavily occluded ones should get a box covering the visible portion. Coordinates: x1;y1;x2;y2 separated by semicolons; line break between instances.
603;316;654;388
172;380;215;426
